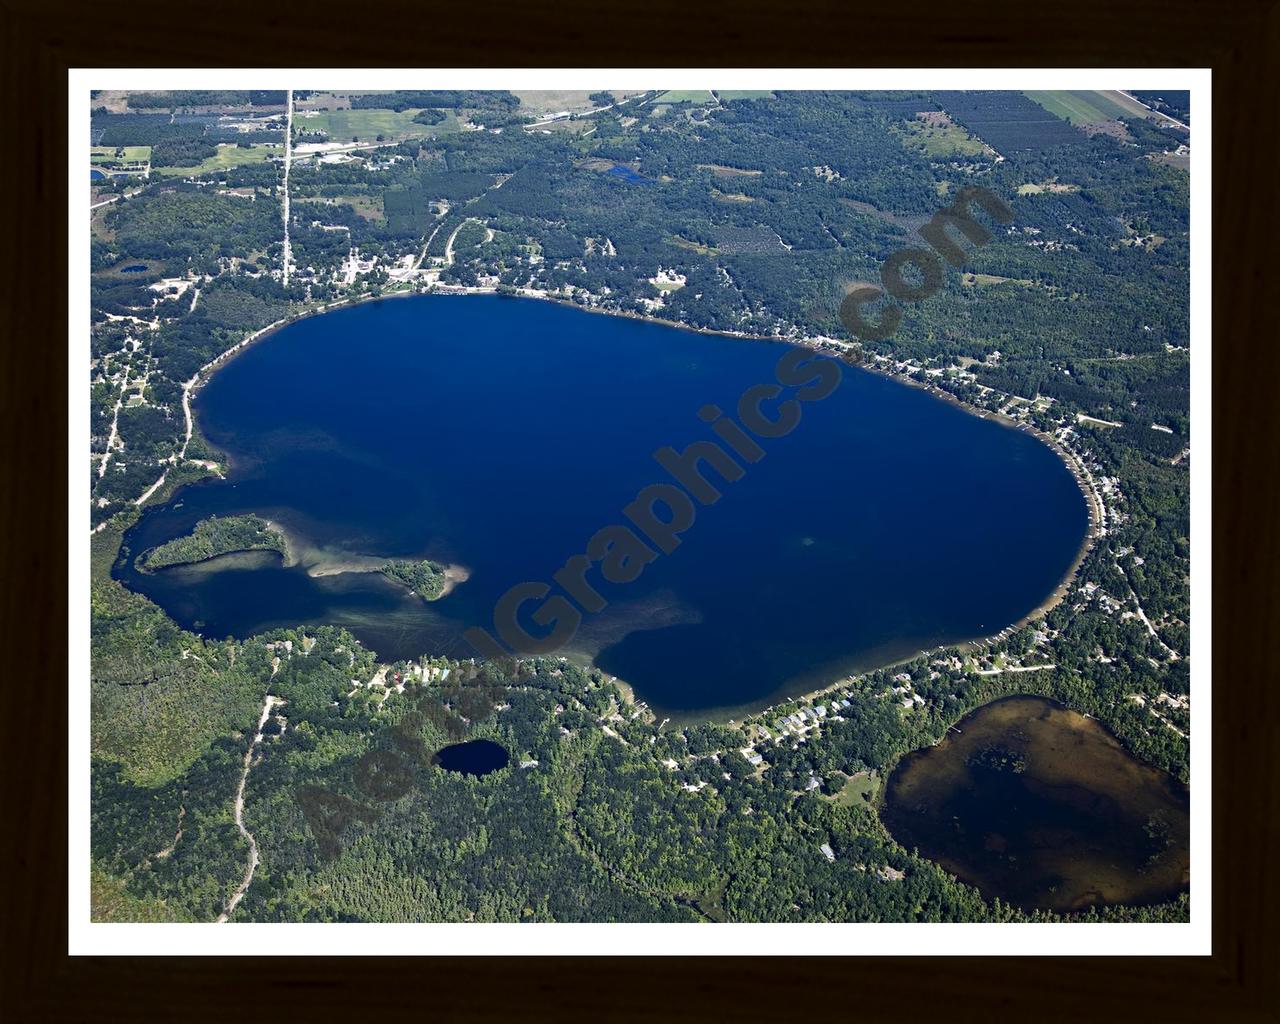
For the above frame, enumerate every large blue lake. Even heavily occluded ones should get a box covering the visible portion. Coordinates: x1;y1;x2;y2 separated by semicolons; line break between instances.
115;295;1088;716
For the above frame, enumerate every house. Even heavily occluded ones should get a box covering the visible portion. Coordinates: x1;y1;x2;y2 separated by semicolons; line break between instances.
820;843;836;862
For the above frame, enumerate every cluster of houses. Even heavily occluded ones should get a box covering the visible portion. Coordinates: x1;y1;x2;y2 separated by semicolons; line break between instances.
770;699;845;741
726;692;866;769
890;673;927;710
1079;579;1125;616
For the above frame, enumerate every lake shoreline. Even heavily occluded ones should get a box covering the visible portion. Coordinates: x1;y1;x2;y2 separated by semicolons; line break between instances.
120;287;1099;724
851;360;1102;632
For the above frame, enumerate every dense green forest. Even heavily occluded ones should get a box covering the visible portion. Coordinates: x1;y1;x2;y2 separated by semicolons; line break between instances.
88;89;1193;924
139;514;286;570
379;559;448;600
89;589;1188;923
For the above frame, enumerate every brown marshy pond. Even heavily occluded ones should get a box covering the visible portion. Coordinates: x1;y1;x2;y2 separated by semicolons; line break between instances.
881;695;1190;912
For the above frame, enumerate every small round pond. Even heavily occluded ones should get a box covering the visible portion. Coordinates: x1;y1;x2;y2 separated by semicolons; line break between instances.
433;739;510;777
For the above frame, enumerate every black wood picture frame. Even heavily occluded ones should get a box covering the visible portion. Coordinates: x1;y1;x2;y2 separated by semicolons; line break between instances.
3;1;1275;1018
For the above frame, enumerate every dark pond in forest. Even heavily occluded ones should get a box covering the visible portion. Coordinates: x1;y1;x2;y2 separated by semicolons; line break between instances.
880;695;1190;912
433;739;510;777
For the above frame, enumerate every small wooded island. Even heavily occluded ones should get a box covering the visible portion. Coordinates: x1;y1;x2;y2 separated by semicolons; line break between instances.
380;558;448;601
138;514;286;571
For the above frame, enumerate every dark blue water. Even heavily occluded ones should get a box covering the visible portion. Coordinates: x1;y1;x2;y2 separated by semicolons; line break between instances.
434;739;510;776
90;168;105;181
114;295;1088;715
606;165;650;184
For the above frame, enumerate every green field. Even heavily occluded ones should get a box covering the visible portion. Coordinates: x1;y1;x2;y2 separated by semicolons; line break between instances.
1016;180;1081;195
715;90;774;101
896;116;989;157
1025;90;1129;127
962;271;1035;288
322;194;384;222
152;143;281;178
1101;90;1162;118
830;771;880;807
656;90;715;103
91;146;151;165
299;108;457;142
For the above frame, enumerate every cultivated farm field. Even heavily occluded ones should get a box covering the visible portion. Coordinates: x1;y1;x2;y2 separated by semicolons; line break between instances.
1025;90;1131;127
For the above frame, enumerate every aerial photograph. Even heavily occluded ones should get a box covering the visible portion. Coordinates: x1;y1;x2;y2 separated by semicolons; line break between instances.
85;84;1194;928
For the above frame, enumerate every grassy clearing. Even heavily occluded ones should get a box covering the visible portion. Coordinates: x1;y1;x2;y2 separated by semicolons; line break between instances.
515;90;596;115
830;771;880;807
895;113;989;157
152;143;280;178
515;90;645;115
90;206;115;242
1149;151;1190;170
696;163;763;177
841;197;928;231
1025;90;1128;127
294;91;353;111
669;235;719;256
91;90;132;113
529;118;595;135
962;272;1034;288
299;108;456;142
323;194;385;222
657;90;715;103
715;90;774;100
92;146;151;165
1099;89;1163;119
1016;180;1081;195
